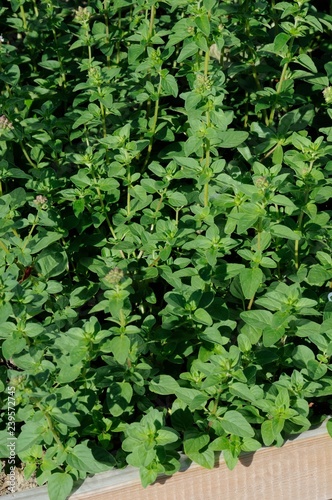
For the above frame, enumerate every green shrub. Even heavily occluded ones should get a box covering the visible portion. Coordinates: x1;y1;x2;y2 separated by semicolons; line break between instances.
1;1;332;498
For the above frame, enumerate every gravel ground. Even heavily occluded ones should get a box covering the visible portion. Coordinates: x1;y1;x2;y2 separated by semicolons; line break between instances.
0;462;38;496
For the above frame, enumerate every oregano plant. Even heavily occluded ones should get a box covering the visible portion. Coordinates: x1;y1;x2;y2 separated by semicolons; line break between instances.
1;1;332;498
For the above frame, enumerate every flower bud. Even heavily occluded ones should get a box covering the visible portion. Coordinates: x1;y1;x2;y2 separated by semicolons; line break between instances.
0;115;13;130
104;267;124;285
323;86;332;104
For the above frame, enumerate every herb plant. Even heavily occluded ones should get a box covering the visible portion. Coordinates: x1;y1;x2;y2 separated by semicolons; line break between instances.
1;0;332;498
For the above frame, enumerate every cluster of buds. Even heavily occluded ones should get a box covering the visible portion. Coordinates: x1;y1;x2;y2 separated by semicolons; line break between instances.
195;74;212;94
33;195;48;209
0;115;13;130
323;87;332;105
149;48;162;69
73;6;91;25
104;267;124;285
254;176;270;190
88;66;103;87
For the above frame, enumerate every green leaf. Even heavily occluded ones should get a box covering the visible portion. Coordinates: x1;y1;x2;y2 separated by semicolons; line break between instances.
296;54;317;73
222;449;239;470
324;302;332;322
177;42;199;63
229;382;255;402
1;64;20;85
218;130;249;148
9;187;26;208
273;33;290;54
193;308;213;326
187;447;215;469
51;408;80;428
195;14;210;37
167;191;187;207
263;324;286;347
162;74;178;97
0;430;11;457
140;466;158;488
261;419;283;446
327;419;332;438
57;363;82;384
48;473;73;500
239;268;263;299
39;60;61;71
240;309;273;328
29;232;63;254
292;345;315;368
72;112;95;129
125;446;156;467
128;43;145;64
260;420;273;446
271;194;297;209
175;387;204;406
2;337;26;359
156;428;179;446
188;393;209;410
221;411;255;438
203;0;217;10
184;135;204;155
106;381;133;416
35;245;68;278
109;335;130;365
241;438;262;452
67;444;114;473
73;198;85;217
0;303;13;324
307;359;327;380
184;431;214;469
203;0;217;8
150;375;180;395
270;224;301;240
173;156;200;170
17;422;44;453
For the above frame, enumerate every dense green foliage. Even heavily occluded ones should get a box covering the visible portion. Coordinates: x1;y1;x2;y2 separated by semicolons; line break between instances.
1;0;332;498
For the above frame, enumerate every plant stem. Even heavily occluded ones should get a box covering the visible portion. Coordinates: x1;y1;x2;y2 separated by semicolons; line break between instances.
203;146;210;208
142;3;158;171
32;0;39;17
143;75;162;172
0;239;9;254
20;142;37;169
247;295;255;310
104;0;111;67
94;183;115;239
52;29;67;88
116;8;122;64
295;185;310;270
148;3;156;41
44;412;65;451
127;171;131;217
88;45;92;67
175;208;180;225
98;87;107;137
22;218;38;252
150;191;165;231
19;4;27;30
203;36;211;207
211;388;222;416
268;35;295;126
251;64;268;126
